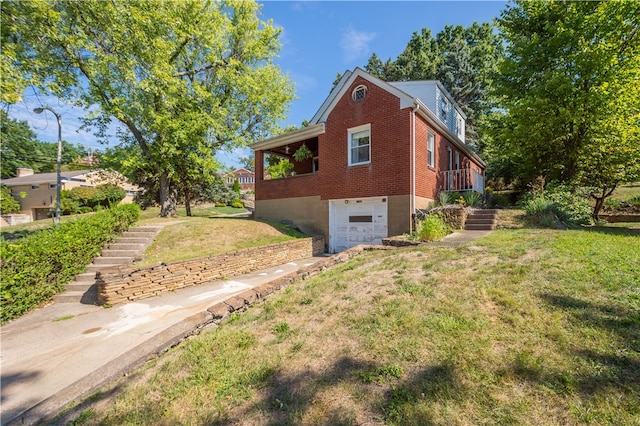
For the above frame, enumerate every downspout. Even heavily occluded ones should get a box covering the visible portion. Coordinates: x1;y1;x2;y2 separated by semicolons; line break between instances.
411;102;420;233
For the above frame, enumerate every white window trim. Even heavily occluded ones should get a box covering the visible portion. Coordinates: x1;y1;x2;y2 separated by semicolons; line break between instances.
347;123;371;166
427;131;435;168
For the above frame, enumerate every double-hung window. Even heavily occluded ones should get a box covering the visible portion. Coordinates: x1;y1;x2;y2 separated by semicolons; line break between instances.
427;131;435;168
348;124;371;166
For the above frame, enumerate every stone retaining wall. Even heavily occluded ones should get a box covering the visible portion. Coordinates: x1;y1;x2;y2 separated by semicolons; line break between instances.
97;236;325;305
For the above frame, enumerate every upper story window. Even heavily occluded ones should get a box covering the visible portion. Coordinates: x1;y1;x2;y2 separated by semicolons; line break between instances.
427;131;435;168
352;85;368;102
440;97;449;122
348;124;371;166
49;183;57;189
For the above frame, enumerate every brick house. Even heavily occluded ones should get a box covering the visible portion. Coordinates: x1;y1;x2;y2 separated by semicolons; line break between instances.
221;168;255;192
250;68;485;252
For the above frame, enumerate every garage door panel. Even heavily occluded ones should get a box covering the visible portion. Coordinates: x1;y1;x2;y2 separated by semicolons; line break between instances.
330;198;388;252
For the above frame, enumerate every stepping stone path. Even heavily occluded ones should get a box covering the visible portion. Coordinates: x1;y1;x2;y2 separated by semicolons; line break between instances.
54;226;163;304
464;209;499;231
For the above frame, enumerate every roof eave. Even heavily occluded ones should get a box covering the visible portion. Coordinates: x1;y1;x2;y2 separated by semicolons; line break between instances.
250;123;326;151
414;99;485;168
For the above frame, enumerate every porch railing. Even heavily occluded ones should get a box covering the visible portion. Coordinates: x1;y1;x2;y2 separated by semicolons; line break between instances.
439;168;485;194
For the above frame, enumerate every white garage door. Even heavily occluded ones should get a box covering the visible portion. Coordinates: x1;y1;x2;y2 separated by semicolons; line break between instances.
329;197;388;253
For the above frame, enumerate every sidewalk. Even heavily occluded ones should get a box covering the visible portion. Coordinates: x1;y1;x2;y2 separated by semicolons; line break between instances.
0;257;326;426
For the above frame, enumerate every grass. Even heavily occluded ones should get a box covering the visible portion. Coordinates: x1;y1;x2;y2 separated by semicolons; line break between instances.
66;224;640;425
136;216;307;267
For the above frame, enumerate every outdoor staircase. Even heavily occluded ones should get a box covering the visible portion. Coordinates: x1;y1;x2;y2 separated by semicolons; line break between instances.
53;226;163;304
464;209;499;231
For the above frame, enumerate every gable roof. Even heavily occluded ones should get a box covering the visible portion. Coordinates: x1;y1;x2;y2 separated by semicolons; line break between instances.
309;68;483;167
0;170;92;186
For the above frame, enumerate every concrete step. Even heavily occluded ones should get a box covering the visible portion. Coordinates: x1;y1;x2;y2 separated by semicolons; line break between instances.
129;226;162;232
101;249;139;258
469;213;497;219
466;218;497;225
122;231;157;238
65;282;95;292
92;256;133;265
465;223;496;231
54;290;98;305
116;237;151;244
75;272;96;283
107;243;145;251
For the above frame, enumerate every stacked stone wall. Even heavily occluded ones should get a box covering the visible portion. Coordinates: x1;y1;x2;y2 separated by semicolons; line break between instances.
98;236;324;305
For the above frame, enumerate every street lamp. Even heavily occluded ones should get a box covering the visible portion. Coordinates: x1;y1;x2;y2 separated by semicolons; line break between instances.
33;106;62;225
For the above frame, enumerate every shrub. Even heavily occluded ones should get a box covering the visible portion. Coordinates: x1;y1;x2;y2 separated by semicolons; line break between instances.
603;197;623;211
230;200;244;209
436;191;456;206
520;182;593;228
0;203;140;323
462;191;483;208
0;185;21;214
628;194;640;208
416;215;450;242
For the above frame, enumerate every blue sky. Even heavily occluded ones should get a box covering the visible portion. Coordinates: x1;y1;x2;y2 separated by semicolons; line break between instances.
6;1;507;168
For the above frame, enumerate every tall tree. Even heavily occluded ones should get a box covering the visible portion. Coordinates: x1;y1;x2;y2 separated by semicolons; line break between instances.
493;0;640;217
365;23;503;150
3;0;294;216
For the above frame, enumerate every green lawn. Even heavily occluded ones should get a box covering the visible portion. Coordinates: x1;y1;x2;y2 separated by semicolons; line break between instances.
68;225;640;425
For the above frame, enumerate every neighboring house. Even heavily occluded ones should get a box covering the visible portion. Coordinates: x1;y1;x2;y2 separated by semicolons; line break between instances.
221;168;255;192
250;68;486;252
0;168;141;221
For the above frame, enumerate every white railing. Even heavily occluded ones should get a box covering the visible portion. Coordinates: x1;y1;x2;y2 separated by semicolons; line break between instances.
440;168;485;194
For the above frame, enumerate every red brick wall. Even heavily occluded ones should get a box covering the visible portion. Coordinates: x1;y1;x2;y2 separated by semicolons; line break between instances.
319;76;412;200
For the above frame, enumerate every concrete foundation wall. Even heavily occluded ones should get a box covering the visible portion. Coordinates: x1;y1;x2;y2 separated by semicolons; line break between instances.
255;196;329;242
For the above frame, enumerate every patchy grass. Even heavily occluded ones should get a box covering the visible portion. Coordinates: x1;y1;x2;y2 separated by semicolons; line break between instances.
612;182;640;202
136;218;307;267
137;205;247;223
68;225;640;425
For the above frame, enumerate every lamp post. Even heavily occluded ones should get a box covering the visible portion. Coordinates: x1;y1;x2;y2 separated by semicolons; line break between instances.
33;106;62;226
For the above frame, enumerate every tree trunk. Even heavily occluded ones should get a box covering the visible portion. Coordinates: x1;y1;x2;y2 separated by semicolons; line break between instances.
591;185;616;221
159;173;178;217
185;191;192;217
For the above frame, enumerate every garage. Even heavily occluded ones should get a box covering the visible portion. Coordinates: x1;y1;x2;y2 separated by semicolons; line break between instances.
329;197;388;253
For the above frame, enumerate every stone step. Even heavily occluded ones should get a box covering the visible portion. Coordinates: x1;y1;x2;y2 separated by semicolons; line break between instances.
101;249;139;258
92;256;133;265
129;226;162;232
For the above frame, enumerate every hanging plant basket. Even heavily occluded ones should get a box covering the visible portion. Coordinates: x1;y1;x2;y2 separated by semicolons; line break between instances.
293;143;313;162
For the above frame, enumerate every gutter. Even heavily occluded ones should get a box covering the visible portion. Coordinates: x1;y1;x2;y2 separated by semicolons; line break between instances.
411;102;420;233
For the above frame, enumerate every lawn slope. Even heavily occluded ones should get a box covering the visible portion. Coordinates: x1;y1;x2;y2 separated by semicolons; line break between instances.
69;226;640;425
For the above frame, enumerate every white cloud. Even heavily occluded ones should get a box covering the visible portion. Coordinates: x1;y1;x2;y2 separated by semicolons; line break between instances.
340;26;377;63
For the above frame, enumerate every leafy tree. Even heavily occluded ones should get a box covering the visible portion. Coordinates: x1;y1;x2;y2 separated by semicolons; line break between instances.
4;0;294;217
365;23;503;150
0;185;21;214
493;0;640;218
0;110;86;177
238;154;255;172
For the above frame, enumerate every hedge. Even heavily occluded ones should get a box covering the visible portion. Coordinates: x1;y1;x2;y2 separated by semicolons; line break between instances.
0;204;140;323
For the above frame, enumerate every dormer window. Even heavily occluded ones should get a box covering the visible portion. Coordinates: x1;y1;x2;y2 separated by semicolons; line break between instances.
352;85;368;102
440;97;449;122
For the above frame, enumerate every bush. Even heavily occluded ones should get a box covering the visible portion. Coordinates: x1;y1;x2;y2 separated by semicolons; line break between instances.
230;201;244;209
416;215;450;242
0;185;21;214
520;183;593;228
462;191;483;208
0;203;140;323
603;197;623;211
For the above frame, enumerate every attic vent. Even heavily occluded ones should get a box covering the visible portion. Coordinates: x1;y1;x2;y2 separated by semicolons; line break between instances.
352;85;368;102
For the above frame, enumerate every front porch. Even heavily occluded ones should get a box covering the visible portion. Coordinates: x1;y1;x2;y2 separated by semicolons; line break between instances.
439;168;485;194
